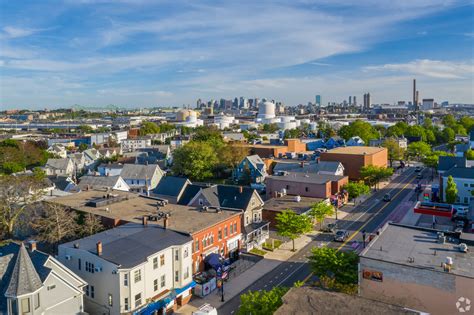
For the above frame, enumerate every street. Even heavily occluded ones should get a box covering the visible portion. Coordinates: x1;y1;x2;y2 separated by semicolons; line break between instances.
218;166;421;315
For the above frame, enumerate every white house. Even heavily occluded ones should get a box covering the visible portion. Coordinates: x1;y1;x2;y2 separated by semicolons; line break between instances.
441;167;474;205
121;164;164;193
47;144;68;158
58;222;194;315
44;158;75;177
121;138;152;152
0;242;87;315
78;175;130;192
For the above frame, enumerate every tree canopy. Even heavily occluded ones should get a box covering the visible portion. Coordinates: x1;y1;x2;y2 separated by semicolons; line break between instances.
343;181;370;200
359;165;393;188
338;120;379;144
445;175;458;204
171;141;218;181
275;210;312;251
307;201;335;229
382;138;405;167
238;286;289;315
0;140;50;174
407;141;431;161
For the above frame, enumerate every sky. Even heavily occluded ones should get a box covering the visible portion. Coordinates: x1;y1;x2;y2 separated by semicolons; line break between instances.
0;0;473;109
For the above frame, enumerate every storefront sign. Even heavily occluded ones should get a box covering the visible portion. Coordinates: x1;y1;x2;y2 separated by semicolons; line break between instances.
362;269;383;282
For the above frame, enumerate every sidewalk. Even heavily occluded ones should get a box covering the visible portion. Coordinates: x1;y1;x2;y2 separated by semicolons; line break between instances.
185;229;319;311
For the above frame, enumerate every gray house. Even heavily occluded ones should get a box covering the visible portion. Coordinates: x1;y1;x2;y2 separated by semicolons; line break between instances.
0;242;87;315
121;164;164;193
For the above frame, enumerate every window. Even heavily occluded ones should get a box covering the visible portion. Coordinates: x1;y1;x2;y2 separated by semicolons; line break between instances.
124;274;128;286
175;250;179;261
160;254;165;266
47;285;56;291
210;234;214;244
464;183;468;187
78;258;81;270
254;214;257;221
34;293;40;310
21;298;30;313
135;293;142;307
470;183;474;187
154;279;158;291
218;230;222;240
85;285;89;296
124;298;129;311
233;223;237;233
194;239;199;252
305;187;309;192
108;294;113;307
224;226;228;238
90;285;95;299
175;270;179;282
202;238;206;248
11;300;18;315
85;261;95;273
199;199;203;205
161;275;166;287
184;267;189;279
184;247;189;258
286;185;290;190
153;257;158;269
134;269;141;283
230;223;234;234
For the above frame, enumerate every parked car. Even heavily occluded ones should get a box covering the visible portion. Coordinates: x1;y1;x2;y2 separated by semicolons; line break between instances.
383;193;392;202
453;205;469;218
334;230;349;242
415;166;422;172
416;173;423;179
322;223;336;233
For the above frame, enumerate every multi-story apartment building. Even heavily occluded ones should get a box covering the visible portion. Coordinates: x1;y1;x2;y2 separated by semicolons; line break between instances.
58;222;194;315
121;138;152;152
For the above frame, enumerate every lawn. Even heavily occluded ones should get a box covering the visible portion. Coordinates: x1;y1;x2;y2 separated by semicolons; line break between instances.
262;239;283;251
249;248;267;257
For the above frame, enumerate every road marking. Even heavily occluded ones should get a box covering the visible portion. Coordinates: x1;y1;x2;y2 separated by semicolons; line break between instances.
336;176;416;251
280;272;283;275
231;311;235;314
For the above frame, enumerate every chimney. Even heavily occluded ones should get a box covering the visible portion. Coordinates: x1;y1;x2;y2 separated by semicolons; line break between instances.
29;241;37;252
239;186;243;194
96;241;103;256
163;215;169;229
142;216;148;226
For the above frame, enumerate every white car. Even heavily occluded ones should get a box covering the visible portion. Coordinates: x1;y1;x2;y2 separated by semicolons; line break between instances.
193;304;218;315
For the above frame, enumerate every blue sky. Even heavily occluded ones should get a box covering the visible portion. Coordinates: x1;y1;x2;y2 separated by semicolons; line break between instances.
0;0;473;109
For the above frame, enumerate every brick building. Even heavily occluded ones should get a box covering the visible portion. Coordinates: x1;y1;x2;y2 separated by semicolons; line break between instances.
320;146;388;180
52;190;243;274
237;139;307;158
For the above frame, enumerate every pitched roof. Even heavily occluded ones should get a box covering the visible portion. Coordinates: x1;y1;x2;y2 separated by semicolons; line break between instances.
48;176;75;191
121;164;163;180
0;243;51;310
438;156;467;172
60;223;191;268
45;158;71;170
199;185;258;210
78;175;125;189
154;176;190;197
443;167;474;179
178;184;204;205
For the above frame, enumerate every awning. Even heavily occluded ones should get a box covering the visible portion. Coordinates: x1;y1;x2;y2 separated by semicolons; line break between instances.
205;253;221;270
135;296;172;315
175;280;197;296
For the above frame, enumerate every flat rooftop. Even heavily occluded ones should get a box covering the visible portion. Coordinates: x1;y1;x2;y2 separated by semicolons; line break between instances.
263;196;324;214
51;190;240;235
324;146;386;155
361;223;474;278
275;286;416;315
267;172;346;184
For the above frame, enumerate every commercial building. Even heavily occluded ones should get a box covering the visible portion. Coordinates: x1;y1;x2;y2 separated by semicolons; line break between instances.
0;242;87;315
58;223;194;315
359;223;474;315
121;137;152;152
265;172;348;200
320;146;388;180
263;195;324;228
238;139;307;158
52;190;243;274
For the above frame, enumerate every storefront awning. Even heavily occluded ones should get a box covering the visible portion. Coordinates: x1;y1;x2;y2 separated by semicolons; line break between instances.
175;280;197;296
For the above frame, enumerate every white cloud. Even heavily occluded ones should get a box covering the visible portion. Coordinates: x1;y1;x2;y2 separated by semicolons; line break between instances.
364;59;474;79
2;26;39;38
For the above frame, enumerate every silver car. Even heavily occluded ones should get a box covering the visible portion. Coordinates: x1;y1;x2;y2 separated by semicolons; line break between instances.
334;230;349;242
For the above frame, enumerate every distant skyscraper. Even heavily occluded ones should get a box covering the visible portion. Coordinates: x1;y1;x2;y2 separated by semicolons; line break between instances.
363;93;371;110
353;96;357;106
315;95;321;106
349;96;352;106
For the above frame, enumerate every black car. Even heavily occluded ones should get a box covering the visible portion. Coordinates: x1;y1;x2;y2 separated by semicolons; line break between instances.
415;166;422;172
416;173;423;179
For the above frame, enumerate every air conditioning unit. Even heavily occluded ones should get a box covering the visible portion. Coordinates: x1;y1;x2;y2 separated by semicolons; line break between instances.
65;255;72;261
94;266;103;272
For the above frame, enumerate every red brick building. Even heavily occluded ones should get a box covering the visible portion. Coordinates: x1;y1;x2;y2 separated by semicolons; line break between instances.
320;146;388;180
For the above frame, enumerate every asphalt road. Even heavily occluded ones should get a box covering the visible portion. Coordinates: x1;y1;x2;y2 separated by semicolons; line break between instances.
218;166;422;315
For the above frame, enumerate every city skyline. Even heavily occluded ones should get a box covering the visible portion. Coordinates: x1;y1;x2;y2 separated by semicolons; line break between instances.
1;0;473;109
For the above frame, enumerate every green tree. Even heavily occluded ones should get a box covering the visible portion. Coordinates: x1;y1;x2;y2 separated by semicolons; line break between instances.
405;125;426;142
407;141;431;161
442;127;455;143
360;165;394;189
171;141;218;181
382;138;405;167
309;246;358;285
422;151;453;170
32;167;46;181
442;114;456;127
238;286;289;315
338;120;379;144
78;143;88;152
343;181;370;200
77;125;94;134
445;175;458;204
466;149;474;160
139;121;160;135
275;210;312;251
386;122;408;137
261;123;279;133
307;201;335;230
459;116;474;131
